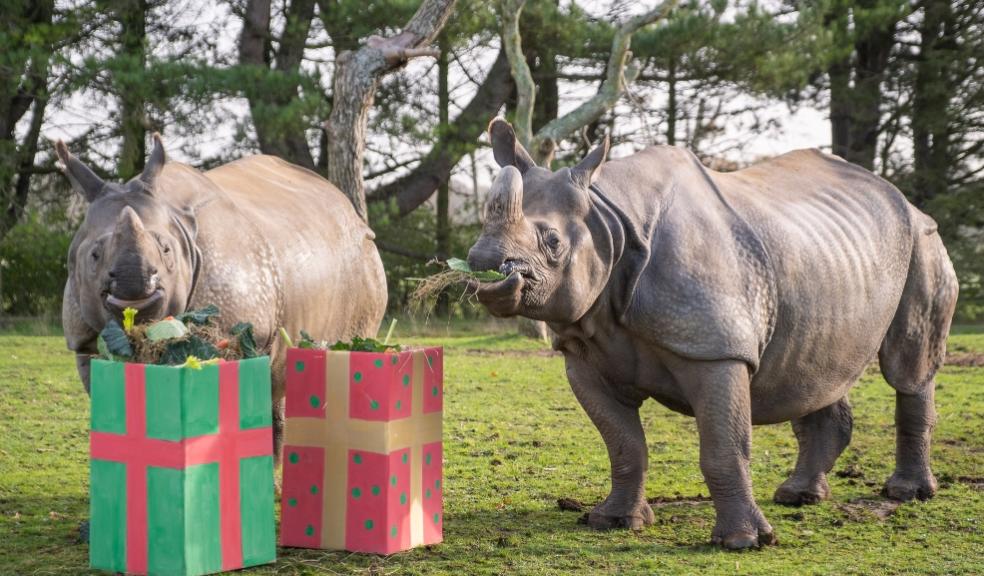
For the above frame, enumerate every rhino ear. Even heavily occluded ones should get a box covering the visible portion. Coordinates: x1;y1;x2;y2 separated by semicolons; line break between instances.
134;132;166;193
55;140;106;202
489;118;536;174
571;135;609;188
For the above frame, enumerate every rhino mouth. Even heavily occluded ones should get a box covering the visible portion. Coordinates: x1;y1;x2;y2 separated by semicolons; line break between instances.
104;288;165;314
465;258;536;317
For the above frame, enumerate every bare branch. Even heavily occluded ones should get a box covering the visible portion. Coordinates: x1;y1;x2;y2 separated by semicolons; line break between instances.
499;0;535;147
530;0;677;163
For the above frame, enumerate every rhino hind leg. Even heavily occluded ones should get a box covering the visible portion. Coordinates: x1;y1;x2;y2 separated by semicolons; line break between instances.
774;396;853;506
878;227;958;502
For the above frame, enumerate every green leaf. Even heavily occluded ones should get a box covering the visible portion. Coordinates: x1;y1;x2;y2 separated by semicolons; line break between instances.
159;335;219;366
447;257;472;273
446;257;506;282
98;319;133;360
329;336;400;353
297;330;318;349
145;318;189;341
230;322;258;358
176;304;220;325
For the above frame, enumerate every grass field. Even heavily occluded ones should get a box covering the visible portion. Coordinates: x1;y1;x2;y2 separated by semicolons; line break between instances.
0;324;981;575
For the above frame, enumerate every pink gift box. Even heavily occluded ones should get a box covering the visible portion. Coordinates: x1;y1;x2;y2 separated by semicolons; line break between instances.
280;347;443;554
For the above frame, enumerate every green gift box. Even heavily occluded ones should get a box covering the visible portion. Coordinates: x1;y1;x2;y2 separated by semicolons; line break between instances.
89;357;276;575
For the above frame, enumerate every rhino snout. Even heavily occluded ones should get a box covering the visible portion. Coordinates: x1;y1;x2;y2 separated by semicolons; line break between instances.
467;244;506;275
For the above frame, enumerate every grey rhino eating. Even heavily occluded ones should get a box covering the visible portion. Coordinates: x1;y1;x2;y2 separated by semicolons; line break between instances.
57;134;386;461
467;119;958;549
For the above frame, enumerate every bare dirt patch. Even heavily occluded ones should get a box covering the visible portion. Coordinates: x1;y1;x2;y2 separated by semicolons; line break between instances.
945;353;984;367
836;497;901;521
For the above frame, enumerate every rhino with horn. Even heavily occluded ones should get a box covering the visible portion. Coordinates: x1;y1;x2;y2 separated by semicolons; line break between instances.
57;134;387;462
466;118;958;549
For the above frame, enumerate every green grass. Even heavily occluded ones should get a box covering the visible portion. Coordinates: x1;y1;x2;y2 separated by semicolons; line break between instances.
0;329;981;575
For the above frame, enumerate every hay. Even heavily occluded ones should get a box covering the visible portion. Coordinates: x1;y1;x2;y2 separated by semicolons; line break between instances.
128;319;254;365
408;270;478;315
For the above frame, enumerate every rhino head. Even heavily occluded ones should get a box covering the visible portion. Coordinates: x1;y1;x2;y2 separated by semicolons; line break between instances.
467;119;616;323
58;135;201;351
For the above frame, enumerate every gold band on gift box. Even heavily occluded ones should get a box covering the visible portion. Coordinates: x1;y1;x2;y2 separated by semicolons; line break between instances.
284;350;441;548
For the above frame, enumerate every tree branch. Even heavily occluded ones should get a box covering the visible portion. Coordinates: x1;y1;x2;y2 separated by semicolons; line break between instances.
323;0;456;221
499;0;535;147
530;0;677;163
367;46;514;216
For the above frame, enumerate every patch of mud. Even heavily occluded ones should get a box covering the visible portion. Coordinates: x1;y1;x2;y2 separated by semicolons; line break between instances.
945;353;984;367
647;494;713;507
557;498;584;512
835;463;865;479
836;497;900;521
956;476;984;491
463;348;561;357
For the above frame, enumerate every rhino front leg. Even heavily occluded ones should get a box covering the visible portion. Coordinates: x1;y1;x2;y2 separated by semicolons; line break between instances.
774;395;853;506
76;354;92;395
566;362;654;530
686;360;776;550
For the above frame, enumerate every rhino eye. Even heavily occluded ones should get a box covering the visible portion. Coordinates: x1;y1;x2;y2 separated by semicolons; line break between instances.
90;248;100;261
544;229;562;252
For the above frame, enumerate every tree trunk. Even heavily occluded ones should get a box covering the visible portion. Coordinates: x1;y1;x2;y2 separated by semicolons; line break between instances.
666;53;677;146
0;0;53;241
435;34;451;316
239;0;317;169
829;55;852;160
324;0;457;221
846;13;896;170
115;0;148;180
911;0;955;206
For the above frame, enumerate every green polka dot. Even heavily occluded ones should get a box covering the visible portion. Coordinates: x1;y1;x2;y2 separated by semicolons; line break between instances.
371;485;380;496
391;355;399;365
390;475;397;486
402;374;410;387
352;487;362;499
295;361;305;372
364;519;374;530
373;359;384;368
390;525;398;538
305;524;314;536
353;453;362;464
309;395;320;408
400;492;407;505
369;399;379;410
425;453;432;465
431;386;439;397
288;498;297;507
395;400;402;411
353;371;363;383
310;485;318;495
425;488;432;499
289;452;299;464
433;513;440;525
402;453;408;464
427;355;434;366
435;479;441;490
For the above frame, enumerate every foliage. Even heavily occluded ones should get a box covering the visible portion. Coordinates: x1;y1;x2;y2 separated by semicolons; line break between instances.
96;305;258;365
0;329;982;573
328;336;401;353
0;213;73;315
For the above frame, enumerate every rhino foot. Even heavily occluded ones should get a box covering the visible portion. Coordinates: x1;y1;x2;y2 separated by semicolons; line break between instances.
773;474;831;506
882;470;937;501
586;499;655;531
711;505;777;550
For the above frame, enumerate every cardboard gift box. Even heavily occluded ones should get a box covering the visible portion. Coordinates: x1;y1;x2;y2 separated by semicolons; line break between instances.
89;357;276;575
280;347;443;554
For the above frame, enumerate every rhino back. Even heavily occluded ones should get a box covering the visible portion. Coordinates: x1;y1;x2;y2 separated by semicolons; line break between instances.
712;150;913;419
158;156;385;348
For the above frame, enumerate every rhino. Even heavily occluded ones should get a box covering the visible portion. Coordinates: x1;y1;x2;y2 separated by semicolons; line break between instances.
57;134;387;461
467;119;958;549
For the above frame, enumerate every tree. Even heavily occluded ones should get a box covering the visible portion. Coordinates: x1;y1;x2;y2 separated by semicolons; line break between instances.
0;0;55;241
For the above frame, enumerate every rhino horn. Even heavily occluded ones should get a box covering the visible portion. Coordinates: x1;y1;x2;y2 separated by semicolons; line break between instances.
484;165;525;228
134;132;166;193
55;140;106;202
571;135;609;188
489;118;536;174
114;206;152;247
